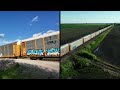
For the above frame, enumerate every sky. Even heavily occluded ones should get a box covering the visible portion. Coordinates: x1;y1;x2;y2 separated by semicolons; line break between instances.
61;11;120;23
0;11;59;46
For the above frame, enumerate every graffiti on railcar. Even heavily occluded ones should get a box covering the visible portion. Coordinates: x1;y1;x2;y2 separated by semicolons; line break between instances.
27;48;60;56
72;46;77;50
27;49;44;55
46;48;60;56
47;40;57;45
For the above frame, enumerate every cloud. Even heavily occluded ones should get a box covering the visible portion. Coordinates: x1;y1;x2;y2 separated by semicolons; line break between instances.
33;33;42;37
0;39;21;46
15;39;21;42
32;16;39;22
32;30;58;37
43;30;56;35
0;33;5;38
0;39;13;46
29;16;39;26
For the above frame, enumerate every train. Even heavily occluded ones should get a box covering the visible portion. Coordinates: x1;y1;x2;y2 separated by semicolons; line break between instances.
60;25;114;57
0;31;60;60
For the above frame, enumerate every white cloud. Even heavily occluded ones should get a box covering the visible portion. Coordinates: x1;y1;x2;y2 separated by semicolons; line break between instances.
33;33;42;37
0;39;21;46
43;30;56;35
0;39;13;46
29;16;39;26
32;16;39;22
32;30;58;37
0;33;5;37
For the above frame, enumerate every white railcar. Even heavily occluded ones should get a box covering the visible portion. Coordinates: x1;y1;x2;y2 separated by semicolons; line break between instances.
69;38;83;51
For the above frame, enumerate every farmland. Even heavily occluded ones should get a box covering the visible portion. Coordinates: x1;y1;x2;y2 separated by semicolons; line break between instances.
95;24;120;67
60;26;120;79
61;23;111;45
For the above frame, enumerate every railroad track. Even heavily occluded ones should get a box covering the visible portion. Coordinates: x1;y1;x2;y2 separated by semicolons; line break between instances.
91;59;120;76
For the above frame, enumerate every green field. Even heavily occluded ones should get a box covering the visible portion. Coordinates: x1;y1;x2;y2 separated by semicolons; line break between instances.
60;26;120;79
95;24;120;67
61;23;111;45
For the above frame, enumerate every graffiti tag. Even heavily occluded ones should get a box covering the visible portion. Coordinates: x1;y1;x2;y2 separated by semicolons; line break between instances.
27;48;60;56
47;40;57;45
27;49;44;55
72;46;77;50
46;48;60;56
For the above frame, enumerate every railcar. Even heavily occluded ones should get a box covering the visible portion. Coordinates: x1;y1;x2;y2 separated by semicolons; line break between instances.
69;38;83;51
0;42;21;58
60;44;69;56
90;32;96;38
0;31;60;60
21;31;60;60
83;34;91;43
60;25;113;57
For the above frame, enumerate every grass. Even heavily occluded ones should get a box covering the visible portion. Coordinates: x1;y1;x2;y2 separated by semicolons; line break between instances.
0;64;23;79
61;23;111;45
60;26;120;79
60;59;79;79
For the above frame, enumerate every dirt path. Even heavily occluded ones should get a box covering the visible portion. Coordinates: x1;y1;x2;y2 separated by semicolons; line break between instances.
0;58;59;73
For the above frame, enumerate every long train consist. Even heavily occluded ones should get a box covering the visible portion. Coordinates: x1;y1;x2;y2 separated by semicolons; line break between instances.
61;25;114;57
0;31;60;60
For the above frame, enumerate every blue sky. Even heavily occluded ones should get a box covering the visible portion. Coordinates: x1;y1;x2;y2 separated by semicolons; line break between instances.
0;11;59;46
61;11;120;23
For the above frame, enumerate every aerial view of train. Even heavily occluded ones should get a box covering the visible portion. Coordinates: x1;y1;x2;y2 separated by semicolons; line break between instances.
0;31;60;60
61;25;113;57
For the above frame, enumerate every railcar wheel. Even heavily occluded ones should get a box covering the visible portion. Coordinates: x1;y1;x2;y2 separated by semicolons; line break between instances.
39;57;43;60
14;57;17;59
30;57;37;60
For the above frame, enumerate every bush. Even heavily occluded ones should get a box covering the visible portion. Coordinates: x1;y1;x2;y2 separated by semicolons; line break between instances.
78;50;97;60
72;54;90;69
60;60;78;79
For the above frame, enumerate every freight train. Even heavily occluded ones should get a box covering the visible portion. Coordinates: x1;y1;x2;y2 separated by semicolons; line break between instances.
0;31;60;60
61;25;113;57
